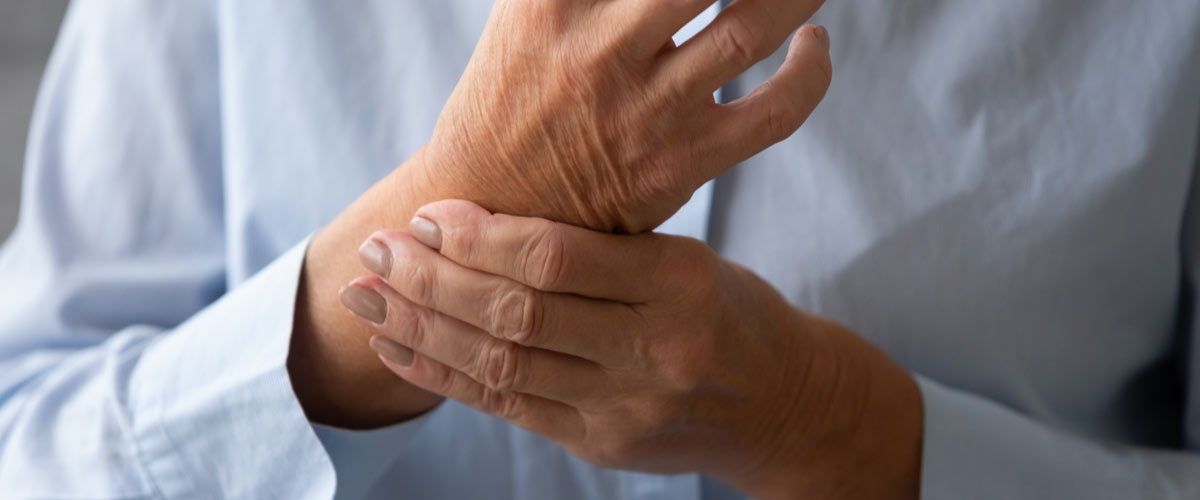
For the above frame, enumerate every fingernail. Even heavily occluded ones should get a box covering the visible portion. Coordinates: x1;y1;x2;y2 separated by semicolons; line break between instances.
813;25;830;51
409;216;442;250
370;335;414;367
359;239;392;278
340;285;387;324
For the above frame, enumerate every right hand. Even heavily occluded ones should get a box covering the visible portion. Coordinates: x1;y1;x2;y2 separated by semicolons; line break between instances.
419;0;832;233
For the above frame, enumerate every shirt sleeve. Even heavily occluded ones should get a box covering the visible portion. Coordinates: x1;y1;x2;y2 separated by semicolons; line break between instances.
917;132;1200;500
0;1;392;497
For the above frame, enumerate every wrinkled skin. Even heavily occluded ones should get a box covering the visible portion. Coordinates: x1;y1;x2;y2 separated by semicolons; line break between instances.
421;0;832;232
345;200;923;499
291;0;832;428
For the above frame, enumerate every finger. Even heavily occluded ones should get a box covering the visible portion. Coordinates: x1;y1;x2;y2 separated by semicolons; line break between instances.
344;277;609;405
658;0;825;95
412;199;711;303
362;229;642;364
604;0;718;55
710;25;831;168
376;343;586;444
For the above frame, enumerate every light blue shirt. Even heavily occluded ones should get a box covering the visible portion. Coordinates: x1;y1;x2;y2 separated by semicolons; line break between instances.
2;0;1200;498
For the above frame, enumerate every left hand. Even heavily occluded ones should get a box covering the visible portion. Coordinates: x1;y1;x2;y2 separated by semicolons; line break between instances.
340;200;923;499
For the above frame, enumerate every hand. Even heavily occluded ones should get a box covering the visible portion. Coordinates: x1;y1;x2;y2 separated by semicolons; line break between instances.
291;0;833;427
420;0;832;232
341;200;924;499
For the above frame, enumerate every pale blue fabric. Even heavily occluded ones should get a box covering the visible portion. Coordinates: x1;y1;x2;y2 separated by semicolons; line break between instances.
1;0;1199;499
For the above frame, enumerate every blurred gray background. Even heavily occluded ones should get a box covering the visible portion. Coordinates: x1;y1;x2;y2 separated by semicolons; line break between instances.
0;0;70;243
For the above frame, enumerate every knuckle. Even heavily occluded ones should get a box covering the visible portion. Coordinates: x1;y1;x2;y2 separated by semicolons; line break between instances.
452;221;484;266
650;336;716;393
665;347;713;391
522;224;567;290
401;259;437;305
764;93;803;143
716;14;770;66
425;362;457;395
477;340;524;392
391;300;428;347
662;236;722;290
662;347;705;390
478;386;506;414
638;397;682;431
480;387;521;420
491;286;541;345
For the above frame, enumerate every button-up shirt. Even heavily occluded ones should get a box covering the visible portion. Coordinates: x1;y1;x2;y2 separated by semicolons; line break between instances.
2;0;1199;498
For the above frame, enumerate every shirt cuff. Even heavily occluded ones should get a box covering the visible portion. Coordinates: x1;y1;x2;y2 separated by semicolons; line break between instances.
127;238;334;498
314;408;439;500
916;375;1138;500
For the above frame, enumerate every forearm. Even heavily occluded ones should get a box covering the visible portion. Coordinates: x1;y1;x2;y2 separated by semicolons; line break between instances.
740;309;924;499
289;146;586;428
290;150;447;429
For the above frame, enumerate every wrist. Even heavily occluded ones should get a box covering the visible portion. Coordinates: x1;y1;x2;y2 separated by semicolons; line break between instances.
288;152;446;429
420;131;645;232
733;311;924;499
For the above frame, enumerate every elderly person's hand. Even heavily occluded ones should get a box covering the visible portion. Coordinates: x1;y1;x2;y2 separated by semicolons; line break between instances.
294;0;833;428
422;0;831;232
341;200;923;499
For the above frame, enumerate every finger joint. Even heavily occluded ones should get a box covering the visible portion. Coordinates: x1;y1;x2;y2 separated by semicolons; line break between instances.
523;224;567;290
478;340;524;392
716;13;769;68
491;286;541;346
401;259;437;306
480;387;522;421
